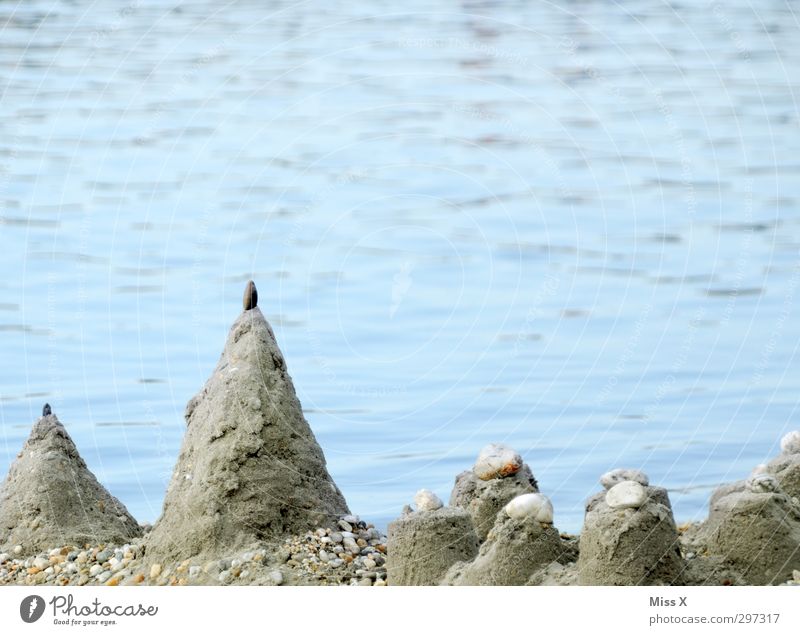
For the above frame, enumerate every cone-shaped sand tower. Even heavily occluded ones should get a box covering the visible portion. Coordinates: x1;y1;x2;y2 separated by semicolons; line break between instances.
0;409;141;556
146;281;349;562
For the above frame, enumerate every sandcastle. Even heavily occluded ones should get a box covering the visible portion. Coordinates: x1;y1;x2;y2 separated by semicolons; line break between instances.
386;488;479;586
0;408;141;556
444;493;564;585
577;474;685;585
449;443;539;541
1;282;799;586
699;467;800;584
145;281;350;563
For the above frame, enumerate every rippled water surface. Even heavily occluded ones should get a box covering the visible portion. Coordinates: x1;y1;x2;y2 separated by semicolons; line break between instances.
1;0;799;532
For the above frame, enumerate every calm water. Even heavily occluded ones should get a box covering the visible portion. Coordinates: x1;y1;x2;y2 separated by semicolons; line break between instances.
1;0;799;533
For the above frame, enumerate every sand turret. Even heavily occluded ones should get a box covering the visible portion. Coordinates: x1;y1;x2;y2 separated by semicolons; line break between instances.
146;281;349;562
0;410;140;555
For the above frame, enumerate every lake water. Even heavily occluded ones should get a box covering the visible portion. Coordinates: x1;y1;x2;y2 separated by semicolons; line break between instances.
1;0;799;533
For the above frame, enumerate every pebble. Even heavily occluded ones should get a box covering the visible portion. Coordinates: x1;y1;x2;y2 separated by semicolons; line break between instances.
330;532;343;544
413;489;444;512
781;431;800;455
269;570;284;586
600;468;649;490
338;519;353;532
0;521;388;589
747;474;781;494
13;545;22;555
605;480;648;509
504;493;554;523
473;443;523;480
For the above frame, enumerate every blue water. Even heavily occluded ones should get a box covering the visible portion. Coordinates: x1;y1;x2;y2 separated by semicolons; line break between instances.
1;0;799;533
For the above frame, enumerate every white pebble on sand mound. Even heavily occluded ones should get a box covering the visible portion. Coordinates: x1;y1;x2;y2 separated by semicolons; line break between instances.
747;473;781;494
600;468;649;490
473;443;523;480
504;493;554;523
781;431;800;455
414;489;443;512
605;481;648;509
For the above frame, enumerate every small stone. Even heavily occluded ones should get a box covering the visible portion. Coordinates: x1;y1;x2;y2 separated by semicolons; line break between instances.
189;566;201;578
149;564;162;579
89;564;103;577
13;545;22;555
329;558;344;568
96;550;111;564
781;431;800;455
203;561;220;575
374;578;387;586
413;489;444;512
330;532;343;544
747;473;781;493
338;519;353;532
49;548;62;557
0;553;9;564
319;550;330;562
600;468;649;490
605;480;648;509
504;493;554;523
473;443;523;480
33;556;48;569
269;570;284;585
